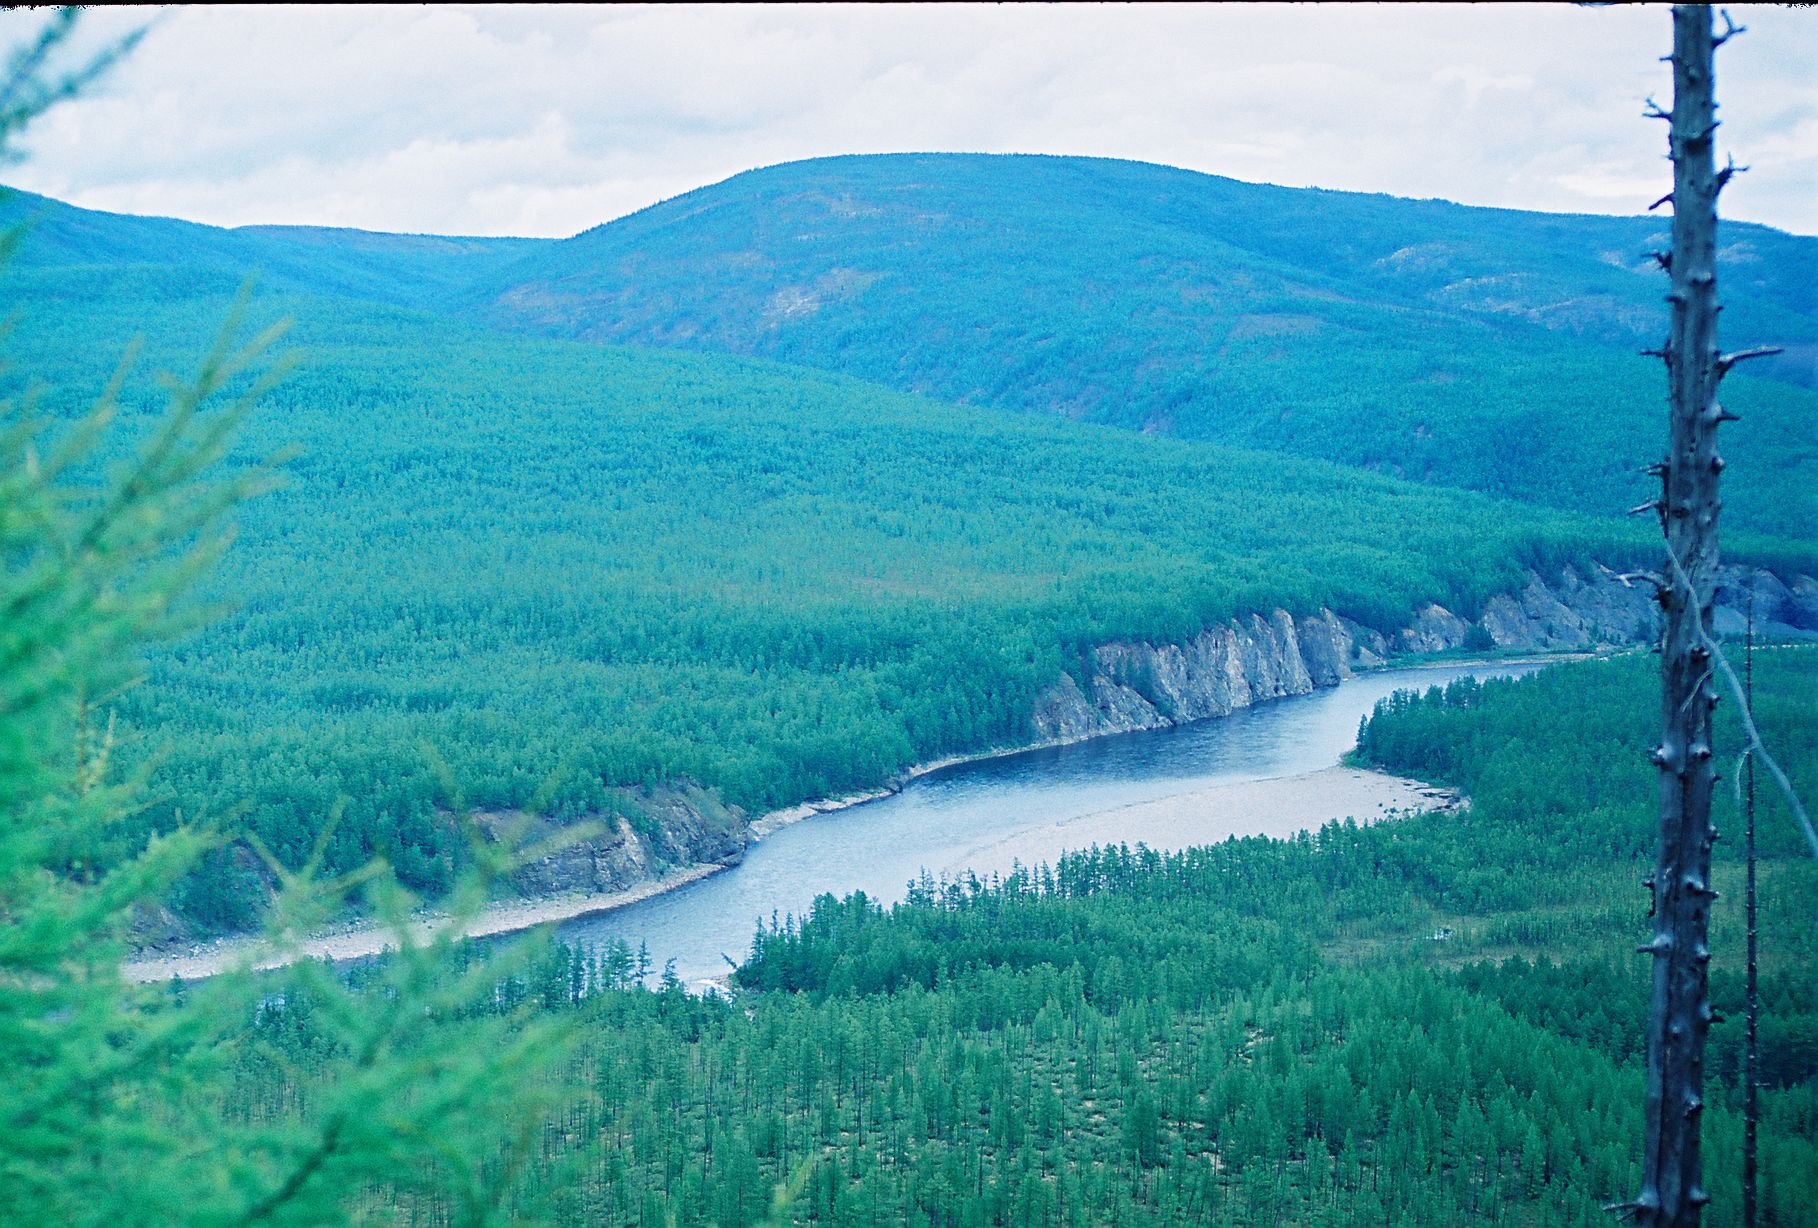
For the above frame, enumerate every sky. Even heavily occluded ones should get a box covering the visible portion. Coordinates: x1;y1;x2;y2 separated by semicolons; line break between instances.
8;3;1816;239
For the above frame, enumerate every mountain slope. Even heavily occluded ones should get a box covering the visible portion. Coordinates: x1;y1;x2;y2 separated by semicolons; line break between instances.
3;266;1681;931
454;153;1818;540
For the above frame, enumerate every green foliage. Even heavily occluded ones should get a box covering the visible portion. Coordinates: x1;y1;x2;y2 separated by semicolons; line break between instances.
9;15;1814;1227
0;279;578;1227
2;154;1813;933
1355;647;1818;1092
0;189;541;309
0;17;576;1217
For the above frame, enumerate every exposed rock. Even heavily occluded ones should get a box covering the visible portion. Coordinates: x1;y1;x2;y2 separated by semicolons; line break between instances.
1475;563;1817;651
1031;561;1815;746
151;560;1815;946
1478;595;1535;649
1792;577;1818;632
1036;611;1319;742
210;561;1818;943
1712;568;1818;640
405;561;1818;931
1338;617;1389;669
1546;564;1657;645
453;559;1817;924
481;781;746;899
1392;603;1473;655
1294;610;1355;687
128;899;191;952
1481;571;1596;651
1515;575;1591;647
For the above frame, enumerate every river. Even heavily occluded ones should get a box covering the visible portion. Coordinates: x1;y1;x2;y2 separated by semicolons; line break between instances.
558;659;1548;988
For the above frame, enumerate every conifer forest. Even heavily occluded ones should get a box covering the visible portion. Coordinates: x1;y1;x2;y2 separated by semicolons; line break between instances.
2;6;1813;1226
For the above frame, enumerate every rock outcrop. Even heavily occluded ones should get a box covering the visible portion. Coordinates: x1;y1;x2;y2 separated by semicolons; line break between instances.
1468;564;1812;653
480;781;747;899
1035;612;1316;742
1033;563;1817;743
1392;604;1474;655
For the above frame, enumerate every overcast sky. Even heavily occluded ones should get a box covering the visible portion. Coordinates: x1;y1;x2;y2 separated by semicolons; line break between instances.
9;3;1816;239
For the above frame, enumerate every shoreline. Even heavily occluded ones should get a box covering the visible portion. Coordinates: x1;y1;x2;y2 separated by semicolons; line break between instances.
122;861;729;984
122;653;1562;985
937;763;1458;881
748;650;1578;840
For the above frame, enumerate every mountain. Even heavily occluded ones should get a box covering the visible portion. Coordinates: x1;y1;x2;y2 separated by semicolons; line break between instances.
453;153;1818;540
9;160;1814;539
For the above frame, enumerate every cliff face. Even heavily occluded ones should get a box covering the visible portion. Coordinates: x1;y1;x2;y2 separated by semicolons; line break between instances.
1470;564;1816;650
483;781;747;899
1033;564;1817;743
1037;611;1330;741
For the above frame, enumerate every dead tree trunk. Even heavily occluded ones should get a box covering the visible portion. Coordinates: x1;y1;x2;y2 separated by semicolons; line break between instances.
1637;6;1724;1225
1743;594;1758;1228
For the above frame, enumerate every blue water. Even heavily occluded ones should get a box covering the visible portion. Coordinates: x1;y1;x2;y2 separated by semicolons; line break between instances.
559;661;1547;987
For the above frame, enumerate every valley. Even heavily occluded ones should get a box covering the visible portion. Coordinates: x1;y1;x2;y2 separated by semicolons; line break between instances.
6;75;1816;1221
5;169;1814;946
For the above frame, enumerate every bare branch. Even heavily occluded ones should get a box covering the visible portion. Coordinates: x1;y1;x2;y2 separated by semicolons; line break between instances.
1716;346;1782;376
1663;543;1818;866
1603;564;1665;594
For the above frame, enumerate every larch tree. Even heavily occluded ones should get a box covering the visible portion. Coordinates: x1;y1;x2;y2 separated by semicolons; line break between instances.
0;12;575;1225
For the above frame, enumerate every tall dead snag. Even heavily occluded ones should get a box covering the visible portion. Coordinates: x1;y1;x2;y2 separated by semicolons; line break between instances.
1636;6;1725;1224
1742;595;1757;1228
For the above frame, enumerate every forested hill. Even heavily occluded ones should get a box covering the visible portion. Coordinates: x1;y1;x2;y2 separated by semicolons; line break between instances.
452;153;1818;541
466;153;1818;377
7;160;1815;539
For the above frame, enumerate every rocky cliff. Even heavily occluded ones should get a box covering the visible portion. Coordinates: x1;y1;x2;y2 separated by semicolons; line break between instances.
480;781;746;900
1033;563;1818;742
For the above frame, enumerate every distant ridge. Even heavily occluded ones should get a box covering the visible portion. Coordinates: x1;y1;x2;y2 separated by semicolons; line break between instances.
5;155;1813;539
450;152;1818;538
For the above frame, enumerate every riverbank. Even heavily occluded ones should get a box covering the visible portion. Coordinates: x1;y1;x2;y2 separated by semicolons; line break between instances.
125;655;1564;984
739;652;1560;841
753;648;1575;833
123;763;1460;984
121;861;728;984
126;742;1056;983
748;732;1131;839
937;764;1456;881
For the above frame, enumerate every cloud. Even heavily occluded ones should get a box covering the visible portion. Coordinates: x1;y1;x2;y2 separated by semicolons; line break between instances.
1432;65;1535;109
5;2;1814;238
